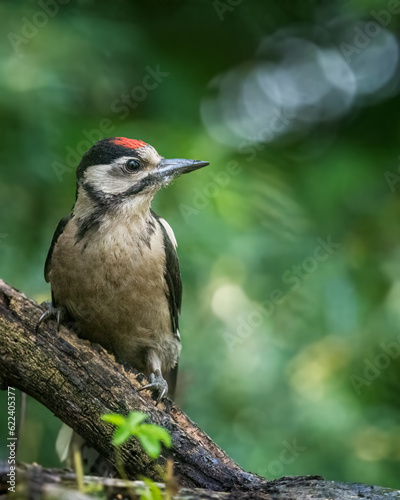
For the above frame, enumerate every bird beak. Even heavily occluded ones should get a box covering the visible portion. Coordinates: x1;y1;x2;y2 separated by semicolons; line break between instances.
155;158;209;181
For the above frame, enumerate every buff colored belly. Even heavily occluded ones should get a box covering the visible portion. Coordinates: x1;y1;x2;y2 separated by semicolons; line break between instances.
49;218;179;373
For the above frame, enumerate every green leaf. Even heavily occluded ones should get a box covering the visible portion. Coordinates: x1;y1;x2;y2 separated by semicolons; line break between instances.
139;487;152;500
101;414;127;427
140;424;172;448
101;412;172;455
127;412;148;429
112;426;132;446
137;432;161;459
140;478;163;500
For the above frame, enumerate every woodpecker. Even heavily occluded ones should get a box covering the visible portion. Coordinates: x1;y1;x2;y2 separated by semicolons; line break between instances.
38;137;209;402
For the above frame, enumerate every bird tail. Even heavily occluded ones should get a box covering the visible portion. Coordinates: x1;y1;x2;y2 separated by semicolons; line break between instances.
56;424;115;476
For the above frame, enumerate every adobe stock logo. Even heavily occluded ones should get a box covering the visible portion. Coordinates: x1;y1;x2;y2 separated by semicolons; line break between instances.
213;0;244;21
349;333;400;395
384;154;400;192
179;160;242;223
52;65;169;182
224;236;341;353
7;0;71;55
261;440;306;477
339;2;400;62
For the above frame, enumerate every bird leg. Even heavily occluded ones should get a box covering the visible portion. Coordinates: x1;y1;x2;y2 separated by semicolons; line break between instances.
138;350;168;404
36;301;67;332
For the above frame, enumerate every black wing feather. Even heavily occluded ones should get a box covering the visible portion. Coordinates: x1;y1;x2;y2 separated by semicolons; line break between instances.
44;214;73;282
166;365;178;400
152;212;182;334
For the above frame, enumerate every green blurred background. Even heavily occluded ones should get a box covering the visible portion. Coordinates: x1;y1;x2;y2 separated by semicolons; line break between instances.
1;0;400;489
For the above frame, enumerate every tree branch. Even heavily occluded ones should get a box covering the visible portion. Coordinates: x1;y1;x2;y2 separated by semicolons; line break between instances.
0;279;398;499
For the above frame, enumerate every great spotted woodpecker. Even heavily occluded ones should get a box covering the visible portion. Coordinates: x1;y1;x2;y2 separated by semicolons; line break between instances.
38;137;209;403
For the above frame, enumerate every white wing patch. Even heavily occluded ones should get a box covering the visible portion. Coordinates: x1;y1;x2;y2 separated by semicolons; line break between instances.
159;217;177;249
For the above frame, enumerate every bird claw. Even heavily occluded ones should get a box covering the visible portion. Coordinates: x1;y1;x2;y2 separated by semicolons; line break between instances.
36;301;67;332
138;372;168;405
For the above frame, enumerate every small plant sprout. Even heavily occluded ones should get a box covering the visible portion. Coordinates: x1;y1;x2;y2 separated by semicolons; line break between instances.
101;411;172;458
138;477;163;500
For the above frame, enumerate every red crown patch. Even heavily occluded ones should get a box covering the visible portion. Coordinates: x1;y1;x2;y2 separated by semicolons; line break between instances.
112;137;146;149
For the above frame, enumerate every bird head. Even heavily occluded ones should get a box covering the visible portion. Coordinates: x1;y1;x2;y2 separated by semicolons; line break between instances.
75;137;209;215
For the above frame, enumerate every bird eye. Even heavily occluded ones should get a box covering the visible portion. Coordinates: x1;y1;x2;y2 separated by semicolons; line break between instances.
124;159;141;173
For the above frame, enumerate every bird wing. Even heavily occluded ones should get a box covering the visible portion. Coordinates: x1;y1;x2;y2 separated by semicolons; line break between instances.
150;213;182;400
153;213;182;334
44;214;73;282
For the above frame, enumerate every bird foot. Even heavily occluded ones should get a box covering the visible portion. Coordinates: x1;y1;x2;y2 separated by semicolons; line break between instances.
36;301;67;332
138;371;168;404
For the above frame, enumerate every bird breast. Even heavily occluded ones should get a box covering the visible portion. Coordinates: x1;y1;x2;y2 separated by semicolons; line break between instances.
49;213;176;371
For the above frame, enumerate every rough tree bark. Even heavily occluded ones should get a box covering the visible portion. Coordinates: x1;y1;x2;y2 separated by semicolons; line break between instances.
0;279;399;499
